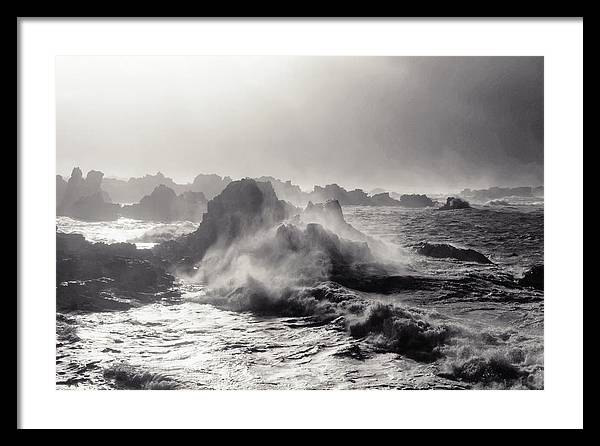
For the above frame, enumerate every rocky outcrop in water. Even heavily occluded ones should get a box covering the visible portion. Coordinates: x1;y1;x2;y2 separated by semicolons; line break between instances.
369;192;401;206
416;242;492;264
518;265;543;290
311;183;372;206
57;232;177;312
395;194;436;208
438;197;471;210
276;223;374;270
154;179;295;265
121;185;207;222
57;168;119;221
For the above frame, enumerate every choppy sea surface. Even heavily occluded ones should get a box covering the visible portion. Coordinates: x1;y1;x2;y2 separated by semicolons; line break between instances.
56;198;543;390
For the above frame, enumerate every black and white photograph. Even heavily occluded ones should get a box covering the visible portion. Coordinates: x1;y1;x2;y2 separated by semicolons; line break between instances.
54;55;545;391
18;18;583;429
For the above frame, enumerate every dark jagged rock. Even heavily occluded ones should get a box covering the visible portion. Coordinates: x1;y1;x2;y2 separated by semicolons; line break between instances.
121;185;207;222
438;196;471;210
57;168;118;220
518;265;543;290
396;194;436;208
56;232;177;312
416;242;492;264
154;178;293;265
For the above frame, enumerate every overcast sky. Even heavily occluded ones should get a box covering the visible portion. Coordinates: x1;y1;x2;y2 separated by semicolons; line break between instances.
56;56;543;193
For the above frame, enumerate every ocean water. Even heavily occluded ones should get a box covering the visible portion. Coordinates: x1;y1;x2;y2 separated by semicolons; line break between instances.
56;199;543;390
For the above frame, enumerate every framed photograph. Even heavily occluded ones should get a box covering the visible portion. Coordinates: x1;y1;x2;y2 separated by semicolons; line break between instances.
17;18;583;429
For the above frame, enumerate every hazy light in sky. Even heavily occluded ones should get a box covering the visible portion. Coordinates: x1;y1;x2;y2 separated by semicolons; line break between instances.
56;56;543;193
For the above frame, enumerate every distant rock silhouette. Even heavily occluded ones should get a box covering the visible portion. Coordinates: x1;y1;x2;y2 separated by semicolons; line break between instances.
395;194;436;208
311;183;372;206
121;185;207;222
369;193;402;206
101;172;232;203
438;197;471;210
255;176;308;206
70;192;121;221
56;175;68;211
57;168;118;221
416;242;492;264
190;173;232;200
101;172;185;204
460;186;543;202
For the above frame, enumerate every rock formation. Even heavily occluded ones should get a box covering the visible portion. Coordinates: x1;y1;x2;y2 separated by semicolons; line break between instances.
190;173;232;200
255;176;309;206
154;178;295;265
56;232;177;312
101;172;186;204
311;184;372;206
57;168;119;221
369;192;402;206
395;194;436;208
416;242;492;264
438;197;471;210
121;185;207;222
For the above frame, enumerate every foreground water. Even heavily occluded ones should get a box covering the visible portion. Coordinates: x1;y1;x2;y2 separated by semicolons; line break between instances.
56;199;543;390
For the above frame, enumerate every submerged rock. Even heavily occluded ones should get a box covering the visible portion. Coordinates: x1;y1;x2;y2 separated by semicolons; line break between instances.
438;197;471;210
416;242;492;264
518;265;543;290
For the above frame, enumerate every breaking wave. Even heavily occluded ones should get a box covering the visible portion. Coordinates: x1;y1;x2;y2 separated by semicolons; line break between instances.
103;363;181;390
